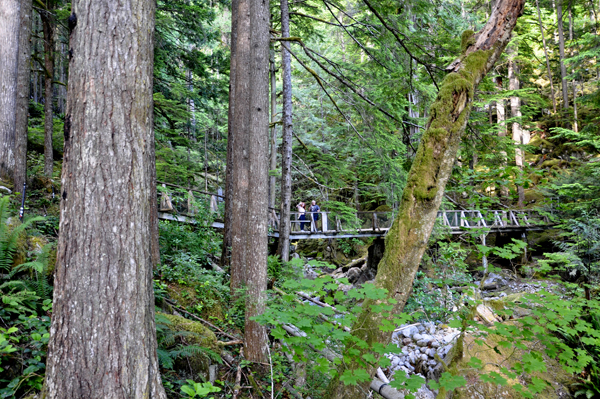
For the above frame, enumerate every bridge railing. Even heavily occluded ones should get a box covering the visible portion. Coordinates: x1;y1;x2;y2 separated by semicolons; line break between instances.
157;185;224;219
437;209;549;231
280;211;395;234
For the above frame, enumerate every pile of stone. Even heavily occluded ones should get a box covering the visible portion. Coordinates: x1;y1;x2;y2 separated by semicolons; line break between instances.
385;322;461;381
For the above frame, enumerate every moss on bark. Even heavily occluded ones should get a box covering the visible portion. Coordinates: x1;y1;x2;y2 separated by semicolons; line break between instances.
324;1;525;396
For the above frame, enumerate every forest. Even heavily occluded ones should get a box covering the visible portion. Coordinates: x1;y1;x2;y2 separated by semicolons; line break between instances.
0;0;599;398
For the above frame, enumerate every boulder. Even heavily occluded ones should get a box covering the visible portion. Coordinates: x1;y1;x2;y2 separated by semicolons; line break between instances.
475;304;500;325
482;272;508;290
159;313;218;382
438;327;576;399
346;267;361;283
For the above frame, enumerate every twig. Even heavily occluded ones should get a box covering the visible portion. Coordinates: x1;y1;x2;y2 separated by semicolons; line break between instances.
164;298;240;341
393;322;421;332
232;348;243;399
218;340;244;346
296;291;348;315
267;343;274;399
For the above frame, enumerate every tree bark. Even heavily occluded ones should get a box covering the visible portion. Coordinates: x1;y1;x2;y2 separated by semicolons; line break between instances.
277;0;293;262
495;77;509;199
41;6;55;177
508;44;528;208
221;0;238;268
14;0;32;191
228;0;270;364
536;0;557;113
0;0;21;185
44;0;166;397
324;0;525;397
269;50;278;210
556;0;569;109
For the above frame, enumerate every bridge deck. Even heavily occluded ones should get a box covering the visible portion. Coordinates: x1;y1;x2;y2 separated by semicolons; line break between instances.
158;207;551;239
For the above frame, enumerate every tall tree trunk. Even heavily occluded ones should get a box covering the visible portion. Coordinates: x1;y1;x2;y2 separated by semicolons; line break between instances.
573;80;579;132
228;0;270;364
508;44;528;208
556;0;569;109
496;76;509;198
269;50;278;210
14;0;32;191
0;0;21;185
221;0;238;267
536;0;557;113
277;0;293;262
44;0;166;397
41;6;55;177
325;0;525;397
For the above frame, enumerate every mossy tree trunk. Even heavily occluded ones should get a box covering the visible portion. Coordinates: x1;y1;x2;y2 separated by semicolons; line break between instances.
324;0;525;397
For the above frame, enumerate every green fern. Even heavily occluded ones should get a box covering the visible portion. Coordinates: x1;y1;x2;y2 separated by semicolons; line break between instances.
0;195;51;316
0;196;45;272
155;313;222;370
0;281;40;315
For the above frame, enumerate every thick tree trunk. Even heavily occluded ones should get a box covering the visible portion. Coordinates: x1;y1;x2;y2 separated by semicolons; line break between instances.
221;0;238;268
556;0;569;109
0;0;21;184
14;0;32;191
42;8;55;177
277;0;293;262
325;0;525;397
228;0;270;363
44;0;166;397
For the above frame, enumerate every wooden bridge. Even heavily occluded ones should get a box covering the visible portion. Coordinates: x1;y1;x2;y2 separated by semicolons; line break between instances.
155;185;552;239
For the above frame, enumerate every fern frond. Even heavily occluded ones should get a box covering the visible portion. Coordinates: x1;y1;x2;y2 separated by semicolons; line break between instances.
157;348;175;370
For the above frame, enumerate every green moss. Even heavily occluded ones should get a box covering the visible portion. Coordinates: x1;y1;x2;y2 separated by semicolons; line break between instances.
159;313;218;351
167;283;198;308
462;49;492;77
461;30;475;52
374;204;392;212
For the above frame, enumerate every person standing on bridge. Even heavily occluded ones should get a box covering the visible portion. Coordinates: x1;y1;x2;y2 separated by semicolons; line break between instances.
297;202;307;231
309;200;320;231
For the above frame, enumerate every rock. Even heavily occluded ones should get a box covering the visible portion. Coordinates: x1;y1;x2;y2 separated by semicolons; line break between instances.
440;330;576;398
401;325;419;338
402;338;412;346
412;333;423;341
338;283;353;293
0;186;11;194
346;267;361;283
482;272;508;290
476;303;500;325
431;340;440;348
419;334;434;344
304;267;318;280
159;313;217;382
444;331;461;343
